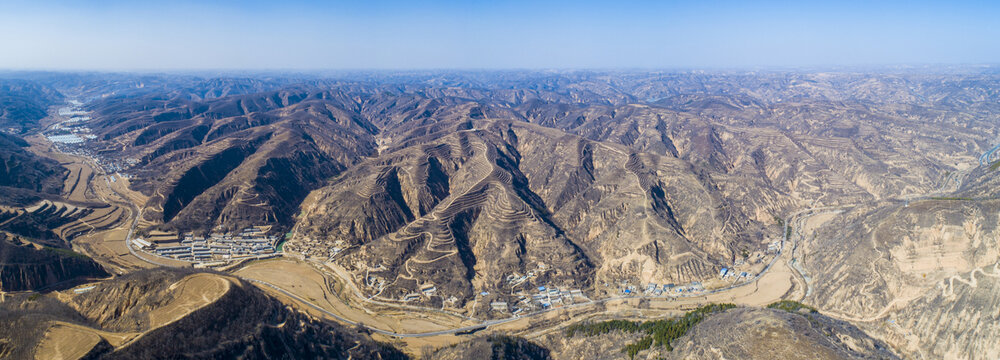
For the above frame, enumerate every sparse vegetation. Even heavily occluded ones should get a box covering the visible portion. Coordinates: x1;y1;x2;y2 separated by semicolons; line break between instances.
768;301;828;333
0;234;108;291
621;336;653;358
768;300;818;314
930;196;974;201
989;160;1000;171
43;246;90;260
565;303;737;358
564;319;641;337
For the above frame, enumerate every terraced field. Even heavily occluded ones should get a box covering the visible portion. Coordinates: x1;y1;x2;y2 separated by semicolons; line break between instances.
0;200;127;245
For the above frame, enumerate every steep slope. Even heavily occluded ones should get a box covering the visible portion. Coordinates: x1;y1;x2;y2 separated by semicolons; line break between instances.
0;133;68;207
295;123;594;312
470;305;898;360
664;307;899;360
0;233;108;292
431;335;551;360
880;264;1000;360
294;119;781;314
0;268;409;359
0;79;64;133
799;165;1000;359
510;121;763;289
803;198;1000;318
83;89;378;234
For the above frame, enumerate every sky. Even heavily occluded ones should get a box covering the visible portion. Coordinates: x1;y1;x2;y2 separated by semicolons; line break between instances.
0;0;998;70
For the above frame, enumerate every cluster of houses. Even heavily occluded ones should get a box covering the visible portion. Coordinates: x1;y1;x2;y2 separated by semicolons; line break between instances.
49;102;96;145
719;268;753;281
93;156;134;175
48;101;137;177
504;271;538;287
138;226;281;263
619;281;706;297
494;285;588;315
398;281;589;316
400;283;438;302
58;100;87;116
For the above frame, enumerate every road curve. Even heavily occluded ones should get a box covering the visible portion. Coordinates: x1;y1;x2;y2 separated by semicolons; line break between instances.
69;143;838;338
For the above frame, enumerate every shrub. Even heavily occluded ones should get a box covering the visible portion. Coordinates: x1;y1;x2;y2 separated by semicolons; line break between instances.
566;303;737;359
767;300;817;314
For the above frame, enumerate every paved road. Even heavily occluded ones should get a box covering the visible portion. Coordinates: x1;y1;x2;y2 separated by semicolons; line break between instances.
197;135;1000;337
44;133;886;338
105;177;178;268
240;204;844;338
107;185;830;338
246;278;503;337
979;142;1000;166
248;276;685;337
80;127;1000;338
36;102;818;337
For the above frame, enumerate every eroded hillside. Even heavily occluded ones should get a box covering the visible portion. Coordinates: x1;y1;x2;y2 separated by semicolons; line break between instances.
0;268;408;359
10;69;997;358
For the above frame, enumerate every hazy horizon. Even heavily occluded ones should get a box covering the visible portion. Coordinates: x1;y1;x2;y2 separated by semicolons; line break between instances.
1;0;999;71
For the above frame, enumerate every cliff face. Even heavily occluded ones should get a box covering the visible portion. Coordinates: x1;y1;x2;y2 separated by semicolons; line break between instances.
0;235;108;291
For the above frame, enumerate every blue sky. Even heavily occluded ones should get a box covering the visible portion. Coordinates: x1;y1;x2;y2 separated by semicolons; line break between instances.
0;0;997;70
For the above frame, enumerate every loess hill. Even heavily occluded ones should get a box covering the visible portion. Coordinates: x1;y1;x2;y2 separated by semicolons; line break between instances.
433;305;898;360
0;268;407;359
0;233;108;292
0;132;68;207
70;71;1000;310
799;163;1000;359
8;69;999;359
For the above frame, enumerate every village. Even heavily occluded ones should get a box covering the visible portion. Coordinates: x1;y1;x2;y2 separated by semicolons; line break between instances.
484;238;781;315
46;100;138;177
48;101;96;144
133;225;282;265
378;237;782;316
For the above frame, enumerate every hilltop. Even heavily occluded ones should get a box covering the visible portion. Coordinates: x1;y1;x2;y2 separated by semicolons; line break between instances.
0;268;407;359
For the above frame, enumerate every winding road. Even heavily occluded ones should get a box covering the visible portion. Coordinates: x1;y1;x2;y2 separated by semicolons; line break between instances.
91;147;837;338
978;141;1000;166
233;203;828;338
61;129;1000;339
